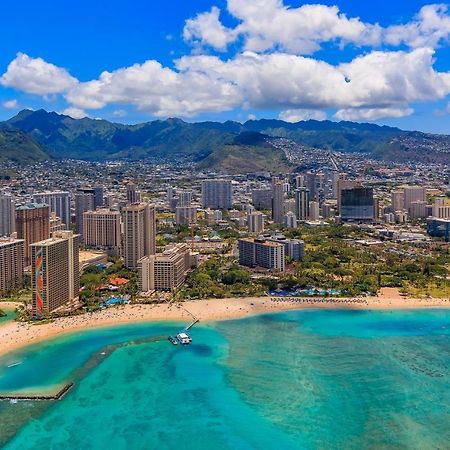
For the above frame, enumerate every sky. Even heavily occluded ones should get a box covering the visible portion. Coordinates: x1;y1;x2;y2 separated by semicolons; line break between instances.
1;0;450;133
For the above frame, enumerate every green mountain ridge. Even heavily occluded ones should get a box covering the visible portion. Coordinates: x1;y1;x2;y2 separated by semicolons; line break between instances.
1;109;449;169
0;128;49;164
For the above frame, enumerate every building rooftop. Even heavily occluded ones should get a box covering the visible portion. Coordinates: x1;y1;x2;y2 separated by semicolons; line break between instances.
16;202;48;210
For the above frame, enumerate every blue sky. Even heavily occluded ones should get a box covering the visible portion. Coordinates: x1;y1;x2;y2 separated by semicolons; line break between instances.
1;0;450;132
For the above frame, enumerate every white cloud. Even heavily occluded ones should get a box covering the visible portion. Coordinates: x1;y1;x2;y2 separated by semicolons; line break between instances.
279;109;327;122
385;4;450;49
334;107;414;121
66;59;241;117
184;1;450;54
184;1;380;54
183;7;236;51
62;107;88;119
2;5;450;123
1;53;77;95
61;47;450;119
2;99;18;109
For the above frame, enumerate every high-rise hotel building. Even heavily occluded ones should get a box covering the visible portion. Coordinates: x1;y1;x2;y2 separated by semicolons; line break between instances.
16;203;50;266
31;231;80;317
123;203;156;269
83;209;121;255
138;243;190;292
0;236;24;293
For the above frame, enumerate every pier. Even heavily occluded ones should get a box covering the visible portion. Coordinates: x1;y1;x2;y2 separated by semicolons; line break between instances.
185;317;199;331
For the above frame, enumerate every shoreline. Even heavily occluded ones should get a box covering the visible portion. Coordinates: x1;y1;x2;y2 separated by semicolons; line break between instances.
0;288;448;358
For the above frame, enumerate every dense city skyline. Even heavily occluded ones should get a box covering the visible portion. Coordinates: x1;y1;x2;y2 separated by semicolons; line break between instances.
1;1;450;133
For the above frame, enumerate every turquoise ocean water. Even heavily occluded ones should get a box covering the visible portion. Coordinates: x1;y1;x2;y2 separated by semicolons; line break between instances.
0;309;449;449
0;308;16;326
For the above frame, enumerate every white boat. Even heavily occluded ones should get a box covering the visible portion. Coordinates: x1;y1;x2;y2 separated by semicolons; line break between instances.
176;332;192;345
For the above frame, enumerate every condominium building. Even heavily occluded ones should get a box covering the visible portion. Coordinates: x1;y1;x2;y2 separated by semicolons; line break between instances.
126;183;141;204
309;201;320;221
0;236;24;293
83;209;122;255
284;211;297;229
178;191;193;207
391;189;404;212
138;243;190;292
409;200;428;220
31;231;79;317
75;191;95;238
285;239;305;261
16;203;50;266
252;188;273;210
175;206;197;226
295;187;310;221
238;238;285;271
0;195;16;237
122;203;156;268
201;180;233;209
248;211;265;233
33;191;70;230
403;186;426;212
272;182;284;224
266;235;305;261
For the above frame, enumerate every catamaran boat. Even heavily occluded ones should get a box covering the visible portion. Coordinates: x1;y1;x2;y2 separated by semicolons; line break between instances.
176;332;192;345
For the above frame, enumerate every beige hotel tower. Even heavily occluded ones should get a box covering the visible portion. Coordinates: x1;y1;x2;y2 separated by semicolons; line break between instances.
123;203;156;269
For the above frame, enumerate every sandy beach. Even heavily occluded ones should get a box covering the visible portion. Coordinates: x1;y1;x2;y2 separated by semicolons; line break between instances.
0;288;448;358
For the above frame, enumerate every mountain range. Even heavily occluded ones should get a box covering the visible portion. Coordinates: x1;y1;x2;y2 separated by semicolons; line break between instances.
1;109;449;171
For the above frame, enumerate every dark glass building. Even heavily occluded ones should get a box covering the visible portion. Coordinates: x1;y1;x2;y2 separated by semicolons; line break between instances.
341;187;374;222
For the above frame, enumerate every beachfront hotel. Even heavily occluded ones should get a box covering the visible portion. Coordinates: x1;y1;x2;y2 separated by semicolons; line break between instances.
31;231;80;317
122;203;156;269
238;238;285;271
0;236;24;293
138;243;191;292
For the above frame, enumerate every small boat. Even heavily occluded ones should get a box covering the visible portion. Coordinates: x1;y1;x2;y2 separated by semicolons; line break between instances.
168;336;178;345
176;332;192;345
7;362;21;368
9;399;18;404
